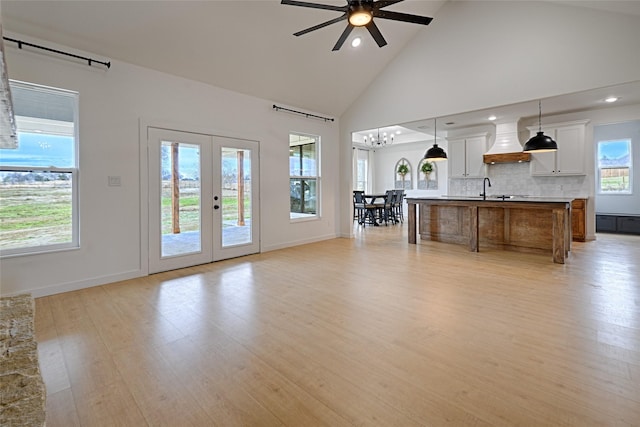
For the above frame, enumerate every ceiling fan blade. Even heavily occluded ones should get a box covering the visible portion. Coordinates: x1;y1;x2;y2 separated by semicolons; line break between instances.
373;0;405;9
293;14;348;36
374;9;433;25
366;20;387;48
332;24;355;51
281;0;347;13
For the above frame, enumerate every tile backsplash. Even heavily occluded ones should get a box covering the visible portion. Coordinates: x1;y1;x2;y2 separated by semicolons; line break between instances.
448;162;590;198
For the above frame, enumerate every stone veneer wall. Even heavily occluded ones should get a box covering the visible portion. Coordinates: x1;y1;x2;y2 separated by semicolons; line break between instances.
0;294;46;426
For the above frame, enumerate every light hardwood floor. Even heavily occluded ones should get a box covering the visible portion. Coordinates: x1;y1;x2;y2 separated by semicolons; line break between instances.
35;226;640;426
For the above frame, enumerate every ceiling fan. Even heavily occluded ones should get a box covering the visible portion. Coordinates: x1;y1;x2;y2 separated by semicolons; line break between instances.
281;0;433;51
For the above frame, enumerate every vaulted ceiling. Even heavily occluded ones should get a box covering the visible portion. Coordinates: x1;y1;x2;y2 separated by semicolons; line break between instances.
2;1;640;118
1;0;444;117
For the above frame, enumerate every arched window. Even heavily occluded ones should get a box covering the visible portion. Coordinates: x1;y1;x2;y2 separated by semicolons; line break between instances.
394;158;412;190
418;158;438;190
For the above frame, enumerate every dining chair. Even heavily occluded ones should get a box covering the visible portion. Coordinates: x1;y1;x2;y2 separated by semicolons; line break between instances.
383;190;397;225
353;190;364;222
353;191;379;226
394;190;404;223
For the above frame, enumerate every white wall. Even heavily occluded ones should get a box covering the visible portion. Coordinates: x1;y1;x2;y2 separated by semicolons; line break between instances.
368;141;448;198
340;1;640;237
1;34;340;297
593;120;640;216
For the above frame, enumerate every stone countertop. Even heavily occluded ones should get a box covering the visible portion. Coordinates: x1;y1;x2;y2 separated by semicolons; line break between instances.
406;195;575;203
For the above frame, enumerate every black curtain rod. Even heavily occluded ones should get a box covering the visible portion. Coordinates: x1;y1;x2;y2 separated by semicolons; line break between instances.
3;37;111;69
272;104;334;122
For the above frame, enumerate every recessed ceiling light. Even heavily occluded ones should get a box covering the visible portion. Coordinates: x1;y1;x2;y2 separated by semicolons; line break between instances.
605;96;619;103
351;37;362;48
396;130;401;135
488;115;497;121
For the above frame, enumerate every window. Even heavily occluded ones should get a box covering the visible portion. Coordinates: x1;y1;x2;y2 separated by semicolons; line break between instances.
597;139;632;194
289;133;319;219
0;81;79;256
353;147;369;192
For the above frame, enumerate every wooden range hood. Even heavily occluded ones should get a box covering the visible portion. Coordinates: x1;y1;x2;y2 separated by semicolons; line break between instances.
483;152;531;164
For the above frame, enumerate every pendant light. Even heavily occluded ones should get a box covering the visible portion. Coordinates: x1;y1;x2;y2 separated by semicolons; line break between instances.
424;117;447;161
523;100;557;153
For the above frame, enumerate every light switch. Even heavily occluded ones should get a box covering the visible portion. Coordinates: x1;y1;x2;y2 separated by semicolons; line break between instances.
108;176;121;187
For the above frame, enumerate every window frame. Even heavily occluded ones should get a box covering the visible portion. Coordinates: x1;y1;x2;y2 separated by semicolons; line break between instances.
0;80;79;257
596;138;632;195
353;147;369;192
289;132;320;221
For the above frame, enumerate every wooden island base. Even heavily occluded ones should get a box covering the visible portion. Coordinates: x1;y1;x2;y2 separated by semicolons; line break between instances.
406;198;572;264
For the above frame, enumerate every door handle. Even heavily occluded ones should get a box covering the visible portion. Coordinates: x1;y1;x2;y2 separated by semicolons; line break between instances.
214;205;220;210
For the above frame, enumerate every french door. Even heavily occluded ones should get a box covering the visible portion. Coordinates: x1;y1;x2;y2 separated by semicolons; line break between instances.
148;128;259;274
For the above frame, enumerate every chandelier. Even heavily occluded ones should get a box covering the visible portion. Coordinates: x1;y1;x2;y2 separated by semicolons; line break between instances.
364;129;394;147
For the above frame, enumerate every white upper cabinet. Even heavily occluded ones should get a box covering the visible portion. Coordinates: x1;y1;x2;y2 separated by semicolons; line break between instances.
448;134;488;178
448;138;467;177
528;120;589;176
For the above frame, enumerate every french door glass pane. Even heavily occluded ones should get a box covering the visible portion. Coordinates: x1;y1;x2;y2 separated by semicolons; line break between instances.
160;141;201;257
221;147;252;247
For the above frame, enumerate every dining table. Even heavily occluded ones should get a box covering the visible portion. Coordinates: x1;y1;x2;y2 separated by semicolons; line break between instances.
362;194;389;225
363;194;387;204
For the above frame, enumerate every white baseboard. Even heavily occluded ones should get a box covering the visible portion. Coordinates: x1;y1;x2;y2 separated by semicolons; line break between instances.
19;269;145;298
6;234;340;298
262;233;336;252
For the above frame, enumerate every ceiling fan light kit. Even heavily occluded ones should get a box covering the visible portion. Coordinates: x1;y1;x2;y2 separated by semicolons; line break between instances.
349;5;372;26
281;0;433;51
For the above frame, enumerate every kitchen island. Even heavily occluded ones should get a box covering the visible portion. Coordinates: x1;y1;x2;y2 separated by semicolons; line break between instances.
405;196;573;264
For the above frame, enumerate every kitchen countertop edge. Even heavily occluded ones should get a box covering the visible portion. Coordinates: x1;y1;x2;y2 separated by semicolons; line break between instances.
406;196;575;203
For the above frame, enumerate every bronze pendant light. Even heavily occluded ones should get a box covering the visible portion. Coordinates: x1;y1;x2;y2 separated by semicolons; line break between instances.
424;117;447;161
523;100;557;153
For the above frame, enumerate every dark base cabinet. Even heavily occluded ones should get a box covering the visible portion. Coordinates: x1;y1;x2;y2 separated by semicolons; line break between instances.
618;216;640;234
596;215;617;232
596;215;640;235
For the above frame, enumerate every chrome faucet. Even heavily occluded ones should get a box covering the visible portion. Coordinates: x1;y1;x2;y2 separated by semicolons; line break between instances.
480;177;491;200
